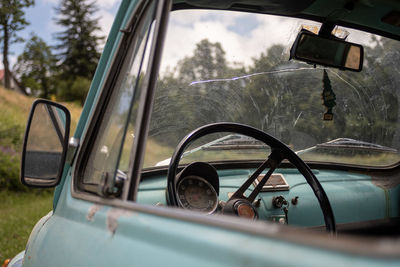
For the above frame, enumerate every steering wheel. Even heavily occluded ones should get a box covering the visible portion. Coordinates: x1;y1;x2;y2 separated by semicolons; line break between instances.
166;122;336;233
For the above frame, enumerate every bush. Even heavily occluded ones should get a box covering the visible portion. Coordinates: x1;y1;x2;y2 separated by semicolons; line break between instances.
0;151;25;192
57;76;91;106
0;114;24;152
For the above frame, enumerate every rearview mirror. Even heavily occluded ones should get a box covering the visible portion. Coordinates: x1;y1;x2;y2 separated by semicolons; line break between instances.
21;99;70;187
290;30;363;72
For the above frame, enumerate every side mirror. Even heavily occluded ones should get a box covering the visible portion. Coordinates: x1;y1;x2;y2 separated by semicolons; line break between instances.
21;99;71;187
290;30;363;72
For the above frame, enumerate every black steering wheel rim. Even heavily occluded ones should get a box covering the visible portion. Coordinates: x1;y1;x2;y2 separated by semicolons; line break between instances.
166;122;336;233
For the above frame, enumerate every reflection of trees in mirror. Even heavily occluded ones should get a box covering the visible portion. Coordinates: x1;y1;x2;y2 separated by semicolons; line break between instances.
146;31;400;167
27;104;65;152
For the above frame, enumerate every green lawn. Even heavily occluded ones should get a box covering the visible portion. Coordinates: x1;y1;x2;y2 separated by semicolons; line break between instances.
0;190;53;261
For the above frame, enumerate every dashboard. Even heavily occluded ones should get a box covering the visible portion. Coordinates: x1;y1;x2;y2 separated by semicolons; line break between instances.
138;162;399;229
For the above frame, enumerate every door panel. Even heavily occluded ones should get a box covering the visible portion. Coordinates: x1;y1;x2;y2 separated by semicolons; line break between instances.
24;174;400;267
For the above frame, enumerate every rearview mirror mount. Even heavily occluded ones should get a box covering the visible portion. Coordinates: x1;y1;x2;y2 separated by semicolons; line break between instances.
290;30;363;72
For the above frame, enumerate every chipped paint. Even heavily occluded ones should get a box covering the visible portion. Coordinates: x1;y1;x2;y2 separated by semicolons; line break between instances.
87;204;103;221
106;208;134;236
371;171;400;189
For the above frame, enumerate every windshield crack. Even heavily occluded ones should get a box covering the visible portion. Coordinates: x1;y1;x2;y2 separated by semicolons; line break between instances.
189;67;318;86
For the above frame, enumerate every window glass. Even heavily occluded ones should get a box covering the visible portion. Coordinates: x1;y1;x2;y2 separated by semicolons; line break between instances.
82;2;156;190
118;24;155;172
143;9;400;168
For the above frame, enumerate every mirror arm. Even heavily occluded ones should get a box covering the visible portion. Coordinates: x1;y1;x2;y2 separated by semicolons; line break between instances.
318;21;336;38
66;137;80;164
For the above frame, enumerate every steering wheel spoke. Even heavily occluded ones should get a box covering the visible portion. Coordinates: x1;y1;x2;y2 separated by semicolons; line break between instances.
229;149;283;202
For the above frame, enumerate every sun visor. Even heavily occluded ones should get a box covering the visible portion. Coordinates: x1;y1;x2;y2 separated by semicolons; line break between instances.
176;0;316;14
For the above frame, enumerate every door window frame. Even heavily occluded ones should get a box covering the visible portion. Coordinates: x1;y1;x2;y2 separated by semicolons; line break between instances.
72;0;172;203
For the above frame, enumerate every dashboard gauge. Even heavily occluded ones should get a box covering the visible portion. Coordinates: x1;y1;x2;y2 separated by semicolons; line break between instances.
177;175;218;214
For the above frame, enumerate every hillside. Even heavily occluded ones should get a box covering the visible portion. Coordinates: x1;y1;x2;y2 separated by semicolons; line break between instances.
0;85;82;158
0;85;174;178
0;86;82;138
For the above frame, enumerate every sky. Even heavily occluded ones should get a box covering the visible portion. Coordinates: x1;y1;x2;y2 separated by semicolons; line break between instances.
6;1;308;73
5;1;373;75
4;0;303;74
160;10;314;73
160;10;374;75
5;0;122;68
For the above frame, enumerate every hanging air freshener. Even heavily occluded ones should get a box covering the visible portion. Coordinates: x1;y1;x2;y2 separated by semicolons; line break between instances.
321;69;336;120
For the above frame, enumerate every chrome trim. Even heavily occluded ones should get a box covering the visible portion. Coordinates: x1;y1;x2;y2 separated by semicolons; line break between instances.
253;173;290;192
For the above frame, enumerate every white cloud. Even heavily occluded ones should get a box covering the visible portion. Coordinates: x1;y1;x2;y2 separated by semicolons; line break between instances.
42;0;120;8
97;9;116;42
96;0;121;9
47;7;63;34
160;10;314;74
93;1;122;44
0;55;18;70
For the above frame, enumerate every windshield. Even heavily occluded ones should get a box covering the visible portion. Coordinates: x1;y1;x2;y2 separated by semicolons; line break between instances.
143;9;400;168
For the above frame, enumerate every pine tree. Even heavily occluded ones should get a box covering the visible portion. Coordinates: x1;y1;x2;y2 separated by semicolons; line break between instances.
0;0;34;89
54;0;103;100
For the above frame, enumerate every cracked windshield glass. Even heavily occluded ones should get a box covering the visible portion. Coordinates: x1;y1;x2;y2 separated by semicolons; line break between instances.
143;9;400;168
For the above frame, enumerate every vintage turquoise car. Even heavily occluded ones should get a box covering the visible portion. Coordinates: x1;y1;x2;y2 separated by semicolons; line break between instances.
5;0;400;266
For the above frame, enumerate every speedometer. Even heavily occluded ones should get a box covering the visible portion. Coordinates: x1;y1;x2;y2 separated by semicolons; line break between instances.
177;175;218;214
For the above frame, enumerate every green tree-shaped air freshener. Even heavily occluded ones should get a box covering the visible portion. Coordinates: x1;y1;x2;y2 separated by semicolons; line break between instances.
321;69;336;120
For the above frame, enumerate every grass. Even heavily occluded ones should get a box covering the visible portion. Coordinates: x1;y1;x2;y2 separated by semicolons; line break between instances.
0;191;53;261
0;86;82;262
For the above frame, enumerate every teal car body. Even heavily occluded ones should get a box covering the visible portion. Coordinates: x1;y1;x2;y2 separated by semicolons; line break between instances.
7;0;400;266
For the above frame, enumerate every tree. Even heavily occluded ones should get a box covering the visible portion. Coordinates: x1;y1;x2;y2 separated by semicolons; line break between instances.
0;0;34;89
150;39;244;146
54;0;103;101
13;34;56;98
177;39;229;83
59;76;91;105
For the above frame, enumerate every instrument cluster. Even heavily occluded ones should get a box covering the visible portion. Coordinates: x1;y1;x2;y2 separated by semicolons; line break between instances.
175;162;219;214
